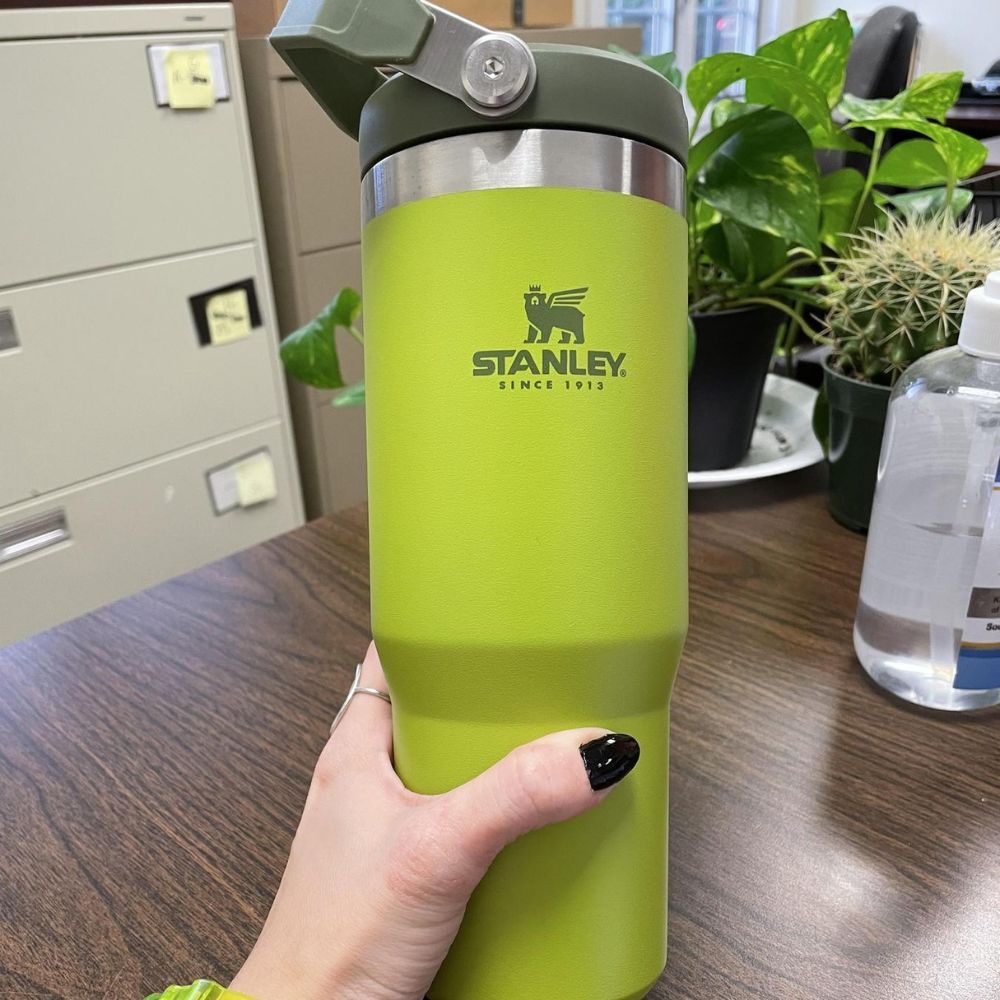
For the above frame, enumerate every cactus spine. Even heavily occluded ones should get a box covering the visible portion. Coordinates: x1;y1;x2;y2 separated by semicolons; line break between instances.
825;214;1000;384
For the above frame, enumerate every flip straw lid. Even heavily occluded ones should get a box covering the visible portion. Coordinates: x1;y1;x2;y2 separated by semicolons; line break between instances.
271;0;687;175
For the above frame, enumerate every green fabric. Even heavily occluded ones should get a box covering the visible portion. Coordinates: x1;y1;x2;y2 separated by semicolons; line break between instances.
145;980;250;1000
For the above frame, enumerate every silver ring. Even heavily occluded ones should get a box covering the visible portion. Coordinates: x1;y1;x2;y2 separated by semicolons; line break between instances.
329;663;392;736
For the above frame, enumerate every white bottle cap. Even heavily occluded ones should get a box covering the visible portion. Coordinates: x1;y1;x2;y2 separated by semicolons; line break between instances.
959;271;1000;359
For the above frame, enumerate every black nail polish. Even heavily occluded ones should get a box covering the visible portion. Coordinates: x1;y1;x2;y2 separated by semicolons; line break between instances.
579;733;640;791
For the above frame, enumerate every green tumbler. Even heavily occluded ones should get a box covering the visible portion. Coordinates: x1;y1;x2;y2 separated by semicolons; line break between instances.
272;4;688;998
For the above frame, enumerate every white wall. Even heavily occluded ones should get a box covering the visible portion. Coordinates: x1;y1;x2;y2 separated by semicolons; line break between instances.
795;0;1000;78
573;0;606;26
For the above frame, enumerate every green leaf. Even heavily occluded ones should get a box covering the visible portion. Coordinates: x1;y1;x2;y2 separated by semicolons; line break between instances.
693;107;821;252
325;286;362;329
822;130;871;153
711;98;756;128
898;71;963;122
746;227;793;279
279;287;361;391
839;71;963;124
873;139;949;188
692;196;722;235
753;9;852;108
703;220;787;283
848;118;986;182
332;381;366;407
882;186;974;220
687;53;831;132
690;103;769;175
927;127;987;180
838;93;898;122
819;167;865;252
608;45;682;89
701;223;731;273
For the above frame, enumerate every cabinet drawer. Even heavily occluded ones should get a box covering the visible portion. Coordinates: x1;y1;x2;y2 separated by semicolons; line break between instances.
0;32;254;287
281;80;363;254
0;246;283;508
312;396;368;513
0;423;299;647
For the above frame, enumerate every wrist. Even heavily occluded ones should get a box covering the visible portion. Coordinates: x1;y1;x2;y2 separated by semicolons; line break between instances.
230;946;383;1000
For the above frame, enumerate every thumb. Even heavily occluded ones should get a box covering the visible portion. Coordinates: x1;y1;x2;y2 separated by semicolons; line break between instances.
436;730;640;874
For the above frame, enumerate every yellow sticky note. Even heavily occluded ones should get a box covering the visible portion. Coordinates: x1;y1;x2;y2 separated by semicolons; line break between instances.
206;288;252;346
165;48;215;109
234;453;278;508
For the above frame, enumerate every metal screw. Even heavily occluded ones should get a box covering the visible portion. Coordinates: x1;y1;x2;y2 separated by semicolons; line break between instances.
461;34;534;109
483;56;505;79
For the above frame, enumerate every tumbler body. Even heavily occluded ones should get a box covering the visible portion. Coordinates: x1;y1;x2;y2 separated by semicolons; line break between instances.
363;127;687;1000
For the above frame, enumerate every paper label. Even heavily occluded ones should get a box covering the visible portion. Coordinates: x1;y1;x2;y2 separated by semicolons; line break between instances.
233;453;278;508
206;288;252;345
955;458;1000;689
164;48;216;109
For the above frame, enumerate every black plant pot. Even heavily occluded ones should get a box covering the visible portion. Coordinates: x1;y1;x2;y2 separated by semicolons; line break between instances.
823;358;891;532
689;305;784;471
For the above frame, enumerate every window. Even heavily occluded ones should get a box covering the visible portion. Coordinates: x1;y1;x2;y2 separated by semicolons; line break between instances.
607;0;761;66
693;0;761;58
607;0;675;54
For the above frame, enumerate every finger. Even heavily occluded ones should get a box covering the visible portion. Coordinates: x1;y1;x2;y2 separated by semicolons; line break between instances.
330;640;392;755
435;729;640;871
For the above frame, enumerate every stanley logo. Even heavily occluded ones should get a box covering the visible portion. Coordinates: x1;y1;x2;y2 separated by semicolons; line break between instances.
471;285;627;389
523;285;587;344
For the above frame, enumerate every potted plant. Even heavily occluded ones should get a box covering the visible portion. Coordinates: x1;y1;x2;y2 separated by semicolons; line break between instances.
818;213;1000;531
279;287;366;407
627;10;986;470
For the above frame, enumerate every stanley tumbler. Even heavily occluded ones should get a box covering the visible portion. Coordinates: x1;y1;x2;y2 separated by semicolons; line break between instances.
272;4;688;997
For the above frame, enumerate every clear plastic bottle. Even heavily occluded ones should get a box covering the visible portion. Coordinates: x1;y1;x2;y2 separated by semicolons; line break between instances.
855;272;1000;710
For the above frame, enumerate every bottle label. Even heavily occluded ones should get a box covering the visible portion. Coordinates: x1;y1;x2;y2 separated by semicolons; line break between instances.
955;459;1000;689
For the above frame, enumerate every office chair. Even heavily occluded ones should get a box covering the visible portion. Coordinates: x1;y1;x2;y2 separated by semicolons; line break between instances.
820;7;919;174
845;6;919;101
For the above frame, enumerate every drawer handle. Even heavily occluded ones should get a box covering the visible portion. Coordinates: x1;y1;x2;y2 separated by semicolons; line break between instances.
0;308;19;353
0;510;70;566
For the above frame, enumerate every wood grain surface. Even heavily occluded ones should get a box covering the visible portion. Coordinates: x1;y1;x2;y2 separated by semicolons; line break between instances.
945;104;1000;139
2;468;999;1000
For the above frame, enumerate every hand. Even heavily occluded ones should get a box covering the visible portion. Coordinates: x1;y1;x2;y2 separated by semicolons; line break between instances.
230;641;640;1000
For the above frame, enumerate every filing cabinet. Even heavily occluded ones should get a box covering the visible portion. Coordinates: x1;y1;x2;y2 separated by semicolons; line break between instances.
0;4;303;646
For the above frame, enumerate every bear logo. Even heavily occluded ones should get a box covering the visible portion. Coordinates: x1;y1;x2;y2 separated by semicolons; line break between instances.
523;285;588;344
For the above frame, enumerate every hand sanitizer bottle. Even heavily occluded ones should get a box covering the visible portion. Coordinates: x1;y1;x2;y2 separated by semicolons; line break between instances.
856;271;1000;710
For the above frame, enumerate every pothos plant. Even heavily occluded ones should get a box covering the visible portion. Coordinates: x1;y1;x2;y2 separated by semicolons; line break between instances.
280;9;987;398
280;287;366;406
618;8;987;366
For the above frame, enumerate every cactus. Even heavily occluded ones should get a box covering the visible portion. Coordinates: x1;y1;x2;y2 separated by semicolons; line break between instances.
825;214;1000;384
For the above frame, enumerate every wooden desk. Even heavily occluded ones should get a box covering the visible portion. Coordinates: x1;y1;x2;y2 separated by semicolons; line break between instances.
2;469;999;1000
946;103;1000;139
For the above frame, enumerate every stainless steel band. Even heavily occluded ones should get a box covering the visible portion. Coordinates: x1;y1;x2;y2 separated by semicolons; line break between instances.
362;129;686;222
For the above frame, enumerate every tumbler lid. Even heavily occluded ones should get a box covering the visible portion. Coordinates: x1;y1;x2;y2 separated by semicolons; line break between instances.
271;0;686;176
359;44;688;175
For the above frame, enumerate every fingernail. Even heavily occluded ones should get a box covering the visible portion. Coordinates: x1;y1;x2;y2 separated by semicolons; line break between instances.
579;733;640;791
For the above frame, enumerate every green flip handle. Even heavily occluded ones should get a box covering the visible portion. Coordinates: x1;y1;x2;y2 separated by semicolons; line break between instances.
270;0;434;139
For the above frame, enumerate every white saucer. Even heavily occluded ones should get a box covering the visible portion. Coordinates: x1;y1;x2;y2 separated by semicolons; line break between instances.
688;374;824;489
